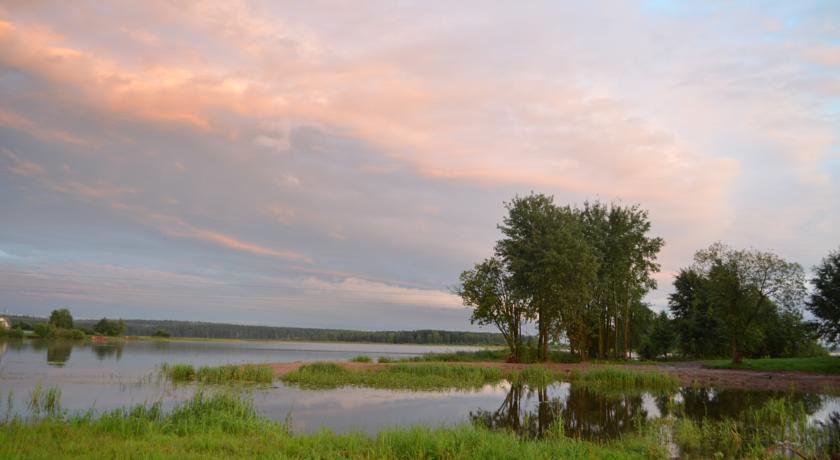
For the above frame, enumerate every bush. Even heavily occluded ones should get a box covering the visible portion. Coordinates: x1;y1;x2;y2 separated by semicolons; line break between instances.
53;328;86;340
49;309;74;330
349;355;372;363
6;327;25;339
33;323;56;338
13;321;33;331
152;329;171;338
94;318;126;337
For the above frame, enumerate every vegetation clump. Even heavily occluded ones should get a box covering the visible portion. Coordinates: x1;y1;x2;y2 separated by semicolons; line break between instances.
349;355;372;363
282;363;504;390
163;363;274;384
571;369;679;395
672;397;837;458
705;356;840;374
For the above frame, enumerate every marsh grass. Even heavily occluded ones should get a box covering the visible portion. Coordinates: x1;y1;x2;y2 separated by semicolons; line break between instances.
671;396;837;458
282;363;504;390
162;363;274;384
0;389;665;459
282;362;680;394
27;384;61;417
404;349;510;362
349;355;372;363
705;356;840;375
570;369;679;395
508;366;559;387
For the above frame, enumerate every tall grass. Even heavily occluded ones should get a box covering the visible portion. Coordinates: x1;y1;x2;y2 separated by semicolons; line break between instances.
705;356;840;374
162;363;274;384
571;369;679;395
672;396;836;458
282;363;504;390
27;384;61;417
0;390;665;459
349;355;372;363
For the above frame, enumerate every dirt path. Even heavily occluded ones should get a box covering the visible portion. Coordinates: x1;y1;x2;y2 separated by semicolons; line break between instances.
269;360;840;393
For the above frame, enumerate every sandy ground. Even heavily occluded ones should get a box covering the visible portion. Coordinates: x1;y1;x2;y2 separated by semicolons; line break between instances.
269;361;840;393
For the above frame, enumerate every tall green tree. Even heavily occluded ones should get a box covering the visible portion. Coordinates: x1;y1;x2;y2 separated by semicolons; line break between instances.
457;258;527;361
808;248;840;343
49;308;73;330
638;311;674;360
668;269;728;358
579;202;663;359
495;194;598;361
692;243;806;364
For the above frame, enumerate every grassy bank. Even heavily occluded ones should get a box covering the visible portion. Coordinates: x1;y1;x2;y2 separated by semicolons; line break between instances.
705;357;840;374
281;363;506;390
402;348;581;364
163;363;274;384
571;368;680;395
280;362;679;394
0;390;665;459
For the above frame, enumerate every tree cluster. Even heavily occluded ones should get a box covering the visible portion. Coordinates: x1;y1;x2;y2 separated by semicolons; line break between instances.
668;243;822;363
458;194;663;362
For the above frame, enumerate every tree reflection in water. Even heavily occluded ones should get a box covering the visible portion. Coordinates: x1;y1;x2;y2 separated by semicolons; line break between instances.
92;342;124;361
472;383;828;444
471;383;648;441
46;340;73;366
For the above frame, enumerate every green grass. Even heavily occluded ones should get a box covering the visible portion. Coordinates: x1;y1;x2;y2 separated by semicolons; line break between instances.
282;363;505;390
704;356;840;374
281;362;681;394
0;390;665;459
404;348;510;362
163;363;274;384
349;355;372;363
671;396;837;458
570;368;679;395
403;348;581;364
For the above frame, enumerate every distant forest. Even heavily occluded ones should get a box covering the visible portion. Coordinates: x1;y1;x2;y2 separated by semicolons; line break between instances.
5;315;506;345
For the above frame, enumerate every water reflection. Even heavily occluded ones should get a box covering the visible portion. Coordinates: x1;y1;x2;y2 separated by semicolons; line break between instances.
671;387;823;421
46;340;73;366
471;383;650;441
92;342;124;361
473;383;829;442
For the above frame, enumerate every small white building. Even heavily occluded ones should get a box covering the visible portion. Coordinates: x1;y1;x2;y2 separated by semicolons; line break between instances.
0;317;9;330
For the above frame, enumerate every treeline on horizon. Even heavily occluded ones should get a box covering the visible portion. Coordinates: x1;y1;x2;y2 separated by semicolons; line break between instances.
3;315;507;345
459;193;839;364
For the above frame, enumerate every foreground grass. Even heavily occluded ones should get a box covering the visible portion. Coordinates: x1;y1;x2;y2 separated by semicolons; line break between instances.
705;357;840;375
163;363;274;384
672;396;839;458
0;391;665;459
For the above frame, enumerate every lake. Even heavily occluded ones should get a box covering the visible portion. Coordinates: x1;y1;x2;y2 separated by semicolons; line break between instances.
2;338;839;442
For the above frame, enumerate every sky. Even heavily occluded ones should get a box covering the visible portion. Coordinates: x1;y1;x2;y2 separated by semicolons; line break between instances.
0;1;838;331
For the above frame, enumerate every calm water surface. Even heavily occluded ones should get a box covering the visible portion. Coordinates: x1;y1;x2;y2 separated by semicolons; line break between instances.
1;338;839;441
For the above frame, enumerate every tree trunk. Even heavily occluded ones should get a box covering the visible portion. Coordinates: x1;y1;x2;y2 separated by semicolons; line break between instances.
731;335;742;365
598;313;606;359
623;298;630;360
613;316;619;360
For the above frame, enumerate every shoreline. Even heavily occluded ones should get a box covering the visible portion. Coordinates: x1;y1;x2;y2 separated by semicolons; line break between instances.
269;360;840;393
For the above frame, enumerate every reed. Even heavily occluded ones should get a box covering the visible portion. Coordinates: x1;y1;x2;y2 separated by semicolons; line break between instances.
163;363;274;384
281;363;504;390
